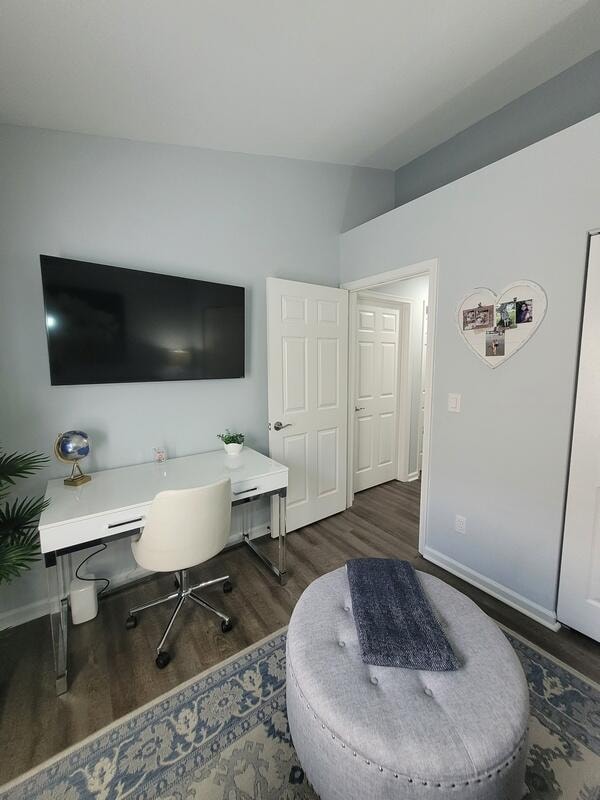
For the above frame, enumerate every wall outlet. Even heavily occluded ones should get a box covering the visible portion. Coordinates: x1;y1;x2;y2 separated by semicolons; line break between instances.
454;514;467;534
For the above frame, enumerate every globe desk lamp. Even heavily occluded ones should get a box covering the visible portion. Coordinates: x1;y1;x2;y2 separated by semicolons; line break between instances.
54;430;92;486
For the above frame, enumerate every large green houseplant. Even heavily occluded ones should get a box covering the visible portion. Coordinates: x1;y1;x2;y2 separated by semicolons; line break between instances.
0;448;49;583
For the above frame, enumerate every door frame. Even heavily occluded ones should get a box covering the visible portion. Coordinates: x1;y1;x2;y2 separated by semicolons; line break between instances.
350;291;413;487
342;258;439;555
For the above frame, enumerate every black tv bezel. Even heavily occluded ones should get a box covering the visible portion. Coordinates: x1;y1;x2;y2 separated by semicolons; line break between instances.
40;255;246;386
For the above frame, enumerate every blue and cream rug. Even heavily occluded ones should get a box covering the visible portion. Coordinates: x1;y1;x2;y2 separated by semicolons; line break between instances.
1;627;598;799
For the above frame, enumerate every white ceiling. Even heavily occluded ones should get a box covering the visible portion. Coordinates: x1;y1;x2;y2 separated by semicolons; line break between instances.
1;0;599;170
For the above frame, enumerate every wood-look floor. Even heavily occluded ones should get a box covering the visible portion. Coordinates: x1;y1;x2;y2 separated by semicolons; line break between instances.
1;479;598;785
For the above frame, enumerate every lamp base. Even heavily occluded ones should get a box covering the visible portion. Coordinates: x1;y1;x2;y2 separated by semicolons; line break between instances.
64;473;91;487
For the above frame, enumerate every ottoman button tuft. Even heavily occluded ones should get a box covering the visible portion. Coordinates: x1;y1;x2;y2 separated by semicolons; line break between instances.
338;640;345;647
423;687;433;697
370;676;378;686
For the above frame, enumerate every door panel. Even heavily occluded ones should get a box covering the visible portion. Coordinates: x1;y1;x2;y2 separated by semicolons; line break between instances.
317;338;339;409
267;278;348;532
282;295;307;321
353;302;400;492
378;412;395;465
358;342;374;398
283;433;309;508
317;300;339;324
282;337;307;413
382;312;397;332
380;342;397;396
356;416;373;473
557;234;600;641
317;428;338;496
359;310;375;331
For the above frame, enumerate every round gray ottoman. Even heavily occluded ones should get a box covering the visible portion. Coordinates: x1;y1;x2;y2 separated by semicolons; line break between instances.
286;567;529;800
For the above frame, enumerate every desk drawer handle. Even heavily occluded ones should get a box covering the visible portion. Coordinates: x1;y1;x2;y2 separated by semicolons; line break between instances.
107;517;143;529
233;487;259;496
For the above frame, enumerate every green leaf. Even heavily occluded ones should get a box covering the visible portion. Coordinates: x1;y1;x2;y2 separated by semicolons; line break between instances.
0;447;49;584
216;429;245;445
0;450;49;488
0;540;40;583
0;496;49;540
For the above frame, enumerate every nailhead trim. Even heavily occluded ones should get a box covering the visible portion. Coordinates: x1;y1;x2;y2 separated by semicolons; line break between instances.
288;656;528;790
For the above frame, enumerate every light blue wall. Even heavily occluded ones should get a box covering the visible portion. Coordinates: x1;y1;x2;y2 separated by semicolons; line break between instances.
0;124;394;625
394;49;600;208
342;113;600;624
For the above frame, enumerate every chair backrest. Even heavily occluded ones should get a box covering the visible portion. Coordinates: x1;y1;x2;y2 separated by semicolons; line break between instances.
133;478;232;573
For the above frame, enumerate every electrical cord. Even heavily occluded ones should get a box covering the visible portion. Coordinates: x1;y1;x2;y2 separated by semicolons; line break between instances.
75;543;110;597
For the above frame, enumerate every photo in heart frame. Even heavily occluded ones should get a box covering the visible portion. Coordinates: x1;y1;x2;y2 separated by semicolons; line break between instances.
456;281;547;368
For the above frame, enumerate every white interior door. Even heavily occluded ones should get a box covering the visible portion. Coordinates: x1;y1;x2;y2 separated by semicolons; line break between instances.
353;301;400;493
557;233;600;642
267;278;348;532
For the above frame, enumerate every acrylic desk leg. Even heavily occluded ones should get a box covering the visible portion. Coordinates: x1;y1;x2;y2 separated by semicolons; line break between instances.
278;488;288;585
242;490;288;584
45;552;69;695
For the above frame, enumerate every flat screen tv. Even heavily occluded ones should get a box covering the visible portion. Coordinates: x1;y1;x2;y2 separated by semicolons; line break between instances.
41;255;245;385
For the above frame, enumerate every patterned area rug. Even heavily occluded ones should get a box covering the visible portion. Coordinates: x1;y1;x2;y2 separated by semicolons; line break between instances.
1;627;598;799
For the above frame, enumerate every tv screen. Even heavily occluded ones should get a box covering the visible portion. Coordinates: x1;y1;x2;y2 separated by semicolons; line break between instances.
40;256;245;385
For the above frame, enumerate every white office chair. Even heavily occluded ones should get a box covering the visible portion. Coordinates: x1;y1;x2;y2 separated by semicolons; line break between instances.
126;477;233;669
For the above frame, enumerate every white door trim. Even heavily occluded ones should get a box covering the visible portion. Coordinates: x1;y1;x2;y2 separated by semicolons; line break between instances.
342;258;439;556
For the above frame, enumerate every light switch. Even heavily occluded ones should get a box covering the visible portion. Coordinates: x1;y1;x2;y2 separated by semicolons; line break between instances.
448;393;461;413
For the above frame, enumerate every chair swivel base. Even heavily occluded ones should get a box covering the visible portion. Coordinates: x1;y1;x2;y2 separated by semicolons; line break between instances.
126;569;233;668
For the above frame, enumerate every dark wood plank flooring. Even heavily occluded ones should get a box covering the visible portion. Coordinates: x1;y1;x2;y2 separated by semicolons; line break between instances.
0;479;598;785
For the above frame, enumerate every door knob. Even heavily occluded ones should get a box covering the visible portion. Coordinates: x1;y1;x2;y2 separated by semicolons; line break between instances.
354;406;365;412
273;421;292;431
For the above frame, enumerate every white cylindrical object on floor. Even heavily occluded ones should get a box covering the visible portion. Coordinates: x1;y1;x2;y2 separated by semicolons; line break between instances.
70;577;98;624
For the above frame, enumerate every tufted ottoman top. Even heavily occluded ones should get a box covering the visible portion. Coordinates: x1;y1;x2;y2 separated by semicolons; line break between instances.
287;566;529;786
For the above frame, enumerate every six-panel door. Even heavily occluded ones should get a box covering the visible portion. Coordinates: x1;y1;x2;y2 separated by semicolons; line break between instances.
267;278;348;532
353;302;400;492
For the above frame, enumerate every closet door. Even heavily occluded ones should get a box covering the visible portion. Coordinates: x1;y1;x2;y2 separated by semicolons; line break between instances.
557;234;600;641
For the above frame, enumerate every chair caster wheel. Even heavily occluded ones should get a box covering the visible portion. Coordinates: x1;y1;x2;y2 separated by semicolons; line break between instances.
156;651;171;669
125;615;137;630
221;619;233;633
223;580;233;593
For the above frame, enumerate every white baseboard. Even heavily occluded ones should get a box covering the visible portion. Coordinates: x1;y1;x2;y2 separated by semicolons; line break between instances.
0;597;51;633
407;470;420;482
0;523;269;633
422;545;560;631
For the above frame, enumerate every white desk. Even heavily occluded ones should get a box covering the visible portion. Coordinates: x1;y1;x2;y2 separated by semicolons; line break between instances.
39;447;288;695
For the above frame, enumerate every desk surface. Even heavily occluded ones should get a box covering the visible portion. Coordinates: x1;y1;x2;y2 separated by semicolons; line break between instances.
39;447;287;530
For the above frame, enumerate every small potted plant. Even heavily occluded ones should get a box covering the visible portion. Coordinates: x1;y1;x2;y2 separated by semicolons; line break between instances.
217;429;245;456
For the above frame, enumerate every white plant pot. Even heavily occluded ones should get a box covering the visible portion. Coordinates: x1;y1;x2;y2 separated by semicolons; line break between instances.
223;442;243;456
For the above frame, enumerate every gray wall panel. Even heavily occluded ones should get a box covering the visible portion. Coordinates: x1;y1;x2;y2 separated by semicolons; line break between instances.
394;50;600;207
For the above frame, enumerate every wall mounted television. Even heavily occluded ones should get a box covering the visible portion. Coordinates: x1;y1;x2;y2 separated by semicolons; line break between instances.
41;255;245;385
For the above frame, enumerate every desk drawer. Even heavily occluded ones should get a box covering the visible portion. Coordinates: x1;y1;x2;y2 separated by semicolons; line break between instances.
39;471;288;553
39;506;149;554
231;472;285;502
